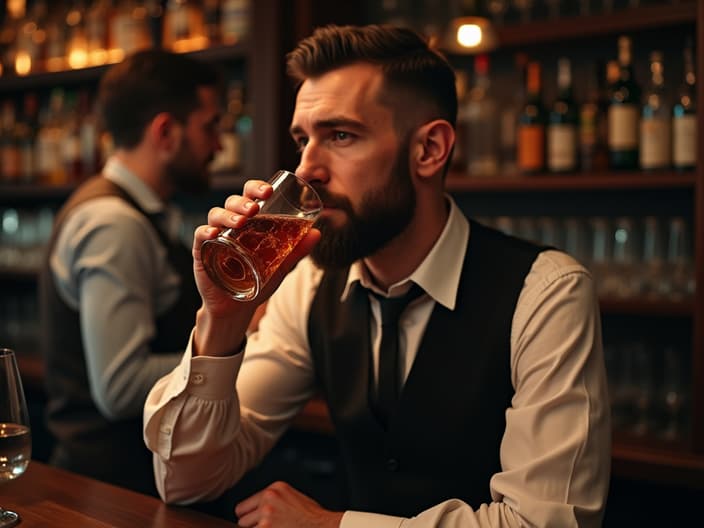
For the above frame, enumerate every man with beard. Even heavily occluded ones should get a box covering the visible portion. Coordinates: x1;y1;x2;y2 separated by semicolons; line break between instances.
39;49;222;495
144;25;610;527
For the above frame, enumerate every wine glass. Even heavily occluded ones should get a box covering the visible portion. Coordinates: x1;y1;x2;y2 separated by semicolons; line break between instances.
0;348;31;527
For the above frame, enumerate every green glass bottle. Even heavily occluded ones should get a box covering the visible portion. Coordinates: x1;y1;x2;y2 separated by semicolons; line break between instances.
608;36;641;170
547;57;578;173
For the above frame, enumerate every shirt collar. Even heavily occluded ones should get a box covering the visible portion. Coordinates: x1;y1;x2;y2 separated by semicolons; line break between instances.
340;195;469;310
102;157;166;216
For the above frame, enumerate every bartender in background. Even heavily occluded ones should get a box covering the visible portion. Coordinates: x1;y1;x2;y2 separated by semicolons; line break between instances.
39;49;222;495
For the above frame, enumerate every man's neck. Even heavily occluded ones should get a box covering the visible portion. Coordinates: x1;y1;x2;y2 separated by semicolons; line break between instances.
111;150;171;201
363;194;449;291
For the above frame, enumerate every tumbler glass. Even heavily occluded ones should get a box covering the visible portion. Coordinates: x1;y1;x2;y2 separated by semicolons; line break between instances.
201;170;322;301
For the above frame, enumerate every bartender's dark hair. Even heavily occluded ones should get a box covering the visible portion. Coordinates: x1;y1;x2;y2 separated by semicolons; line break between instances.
286;24;457;131
97;49;222;148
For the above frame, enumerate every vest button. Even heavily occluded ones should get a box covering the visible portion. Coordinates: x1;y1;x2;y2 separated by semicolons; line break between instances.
386;458;400;472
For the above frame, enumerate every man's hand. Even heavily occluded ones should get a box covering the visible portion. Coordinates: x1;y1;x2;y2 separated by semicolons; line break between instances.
191;180;320;357
235;481;344;528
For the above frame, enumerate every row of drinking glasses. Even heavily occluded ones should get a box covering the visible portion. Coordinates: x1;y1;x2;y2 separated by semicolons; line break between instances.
605;342;690;441
480;215;696;301
0;207;55;271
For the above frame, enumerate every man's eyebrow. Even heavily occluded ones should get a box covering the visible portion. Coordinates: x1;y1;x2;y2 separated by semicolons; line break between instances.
289;117;368;137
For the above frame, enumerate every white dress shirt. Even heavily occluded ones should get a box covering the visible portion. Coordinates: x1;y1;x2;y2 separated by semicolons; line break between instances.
144;196;611;527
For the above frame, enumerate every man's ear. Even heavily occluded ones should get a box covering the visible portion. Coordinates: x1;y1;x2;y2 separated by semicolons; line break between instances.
146;112;181;155
412;120;455;178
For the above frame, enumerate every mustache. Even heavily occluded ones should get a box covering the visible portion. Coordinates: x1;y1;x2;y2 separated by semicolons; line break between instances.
311;186;354;212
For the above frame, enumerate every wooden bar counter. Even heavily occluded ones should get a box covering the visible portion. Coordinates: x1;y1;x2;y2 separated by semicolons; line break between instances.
2;461;238;527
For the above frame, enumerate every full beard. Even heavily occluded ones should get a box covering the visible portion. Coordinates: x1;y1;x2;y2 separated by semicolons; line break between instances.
311;143;415;270
167;147;211;194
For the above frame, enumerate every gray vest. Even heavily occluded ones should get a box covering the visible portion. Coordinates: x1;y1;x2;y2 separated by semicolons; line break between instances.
308;220;544;516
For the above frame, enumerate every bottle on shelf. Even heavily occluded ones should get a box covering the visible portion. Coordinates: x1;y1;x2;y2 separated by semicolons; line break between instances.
499;52;528;176
639;50;671;171
44;3;67;72
608;35;641;170
220;0;251;45
163;0;207;53
547;57;578;173
672;39;697;171
517;60;546;174
463;53;499;177
0;99;21;183
451;67;469;171
0;0;25;76
17;92;39;183
86;0;110;66
579;60;614;173
65;0;89;70
210;79;245;174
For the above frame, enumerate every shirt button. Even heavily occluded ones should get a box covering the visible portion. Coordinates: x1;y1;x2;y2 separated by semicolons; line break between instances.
160;425;172;435
386;458;400;472
191;372;205;385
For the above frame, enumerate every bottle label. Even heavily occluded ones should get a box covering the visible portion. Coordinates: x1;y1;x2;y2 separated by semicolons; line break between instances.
608;104;639;149
547;124;577;171
673;114;697;167
517;124;545;171
640;118;671;169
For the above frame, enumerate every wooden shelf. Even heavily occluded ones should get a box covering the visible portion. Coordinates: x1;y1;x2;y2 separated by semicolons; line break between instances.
0;183;77;202
599;298;695;317
0;42;248;93
494;2;696;47
445;170;696;192
0;267;39;281
612;440;704;490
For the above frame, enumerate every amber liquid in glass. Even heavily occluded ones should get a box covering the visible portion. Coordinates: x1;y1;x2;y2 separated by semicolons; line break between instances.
202;214;313;298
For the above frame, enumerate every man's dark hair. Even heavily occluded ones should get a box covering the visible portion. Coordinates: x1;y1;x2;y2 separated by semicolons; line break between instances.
97;49;222;149
286;24;457;133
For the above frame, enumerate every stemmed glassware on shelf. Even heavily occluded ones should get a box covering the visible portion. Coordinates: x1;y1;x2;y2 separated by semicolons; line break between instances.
0;348;31;527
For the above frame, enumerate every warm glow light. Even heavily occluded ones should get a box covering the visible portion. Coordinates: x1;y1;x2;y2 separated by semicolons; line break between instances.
88;49;108;66
457;24;482;48
68;48;88;69
15;51;31;75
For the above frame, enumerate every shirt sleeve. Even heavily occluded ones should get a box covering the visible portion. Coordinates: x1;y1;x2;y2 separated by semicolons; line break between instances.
51;198;182;420
144;258;322;504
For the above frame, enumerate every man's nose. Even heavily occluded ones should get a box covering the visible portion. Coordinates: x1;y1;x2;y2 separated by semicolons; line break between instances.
295;141;329;185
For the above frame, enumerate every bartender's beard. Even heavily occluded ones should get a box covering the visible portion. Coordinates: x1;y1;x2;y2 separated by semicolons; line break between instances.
167;141;211;194
311;142;415;270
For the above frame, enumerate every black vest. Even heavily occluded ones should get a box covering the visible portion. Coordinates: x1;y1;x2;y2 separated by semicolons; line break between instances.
308;220;544;517
39;176;200;495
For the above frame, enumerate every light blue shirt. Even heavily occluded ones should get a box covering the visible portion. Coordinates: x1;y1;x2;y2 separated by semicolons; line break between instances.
50;158;183;420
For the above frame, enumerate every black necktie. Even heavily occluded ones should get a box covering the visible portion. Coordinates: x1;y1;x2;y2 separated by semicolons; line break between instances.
372;284;424;426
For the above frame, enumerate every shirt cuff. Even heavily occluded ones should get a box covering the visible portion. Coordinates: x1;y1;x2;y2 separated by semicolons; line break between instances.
341;511;404;528
187;353;243;400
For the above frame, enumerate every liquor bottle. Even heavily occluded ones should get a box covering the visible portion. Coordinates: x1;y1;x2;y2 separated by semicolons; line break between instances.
517;60;546;174
547;57;578;173
0;99;21;182
608;35;641;170
66;0;89;70
579;60;614;172
672;40;697;170
221;0;251;45
18;92;39;183
210;80;244;173
640;51;671;170
499;52;528;176
452;68;470;171
86;0;110;66
464;54;499;177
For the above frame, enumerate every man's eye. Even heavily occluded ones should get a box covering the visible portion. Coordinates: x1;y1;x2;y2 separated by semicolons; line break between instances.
333;131;353;142
295;137;308;151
